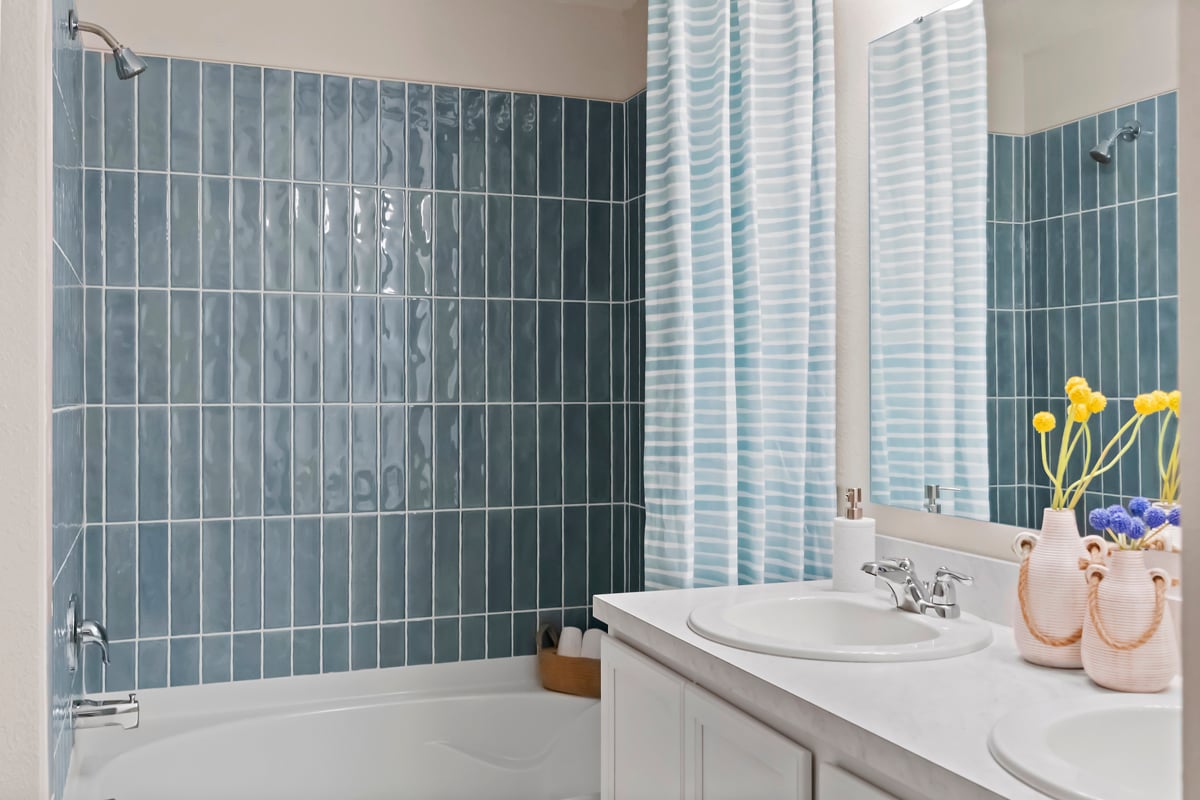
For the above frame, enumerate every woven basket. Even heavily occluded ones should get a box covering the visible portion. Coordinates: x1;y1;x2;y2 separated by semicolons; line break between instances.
536;623;601;699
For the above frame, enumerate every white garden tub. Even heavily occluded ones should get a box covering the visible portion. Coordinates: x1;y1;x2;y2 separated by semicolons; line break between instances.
66;657;599;800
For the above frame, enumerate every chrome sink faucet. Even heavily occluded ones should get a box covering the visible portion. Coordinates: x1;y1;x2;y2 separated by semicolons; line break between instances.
861;558;973;619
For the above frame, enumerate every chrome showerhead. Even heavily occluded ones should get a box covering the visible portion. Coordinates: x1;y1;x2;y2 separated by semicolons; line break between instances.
1089;121;1141;164
68;10;147;80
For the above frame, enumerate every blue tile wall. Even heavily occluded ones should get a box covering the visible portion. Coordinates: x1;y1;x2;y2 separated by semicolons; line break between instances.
986;91;1178;529
50;2;87;796
77;57;647;692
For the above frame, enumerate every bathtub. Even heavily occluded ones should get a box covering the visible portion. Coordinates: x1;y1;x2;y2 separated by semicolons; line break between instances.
66;656;599;800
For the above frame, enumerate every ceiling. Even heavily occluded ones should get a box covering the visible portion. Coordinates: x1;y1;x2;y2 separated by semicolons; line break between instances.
553;0;642;10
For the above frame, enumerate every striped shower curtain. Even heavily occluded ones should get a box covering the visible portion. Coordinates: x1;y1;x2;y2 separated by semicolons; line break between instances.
867;1;989;520
642;0;837;589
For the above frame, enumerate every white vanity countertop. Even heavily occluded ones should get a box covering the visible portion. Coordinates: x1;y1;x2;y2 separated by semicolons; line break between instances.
595;580;1181;800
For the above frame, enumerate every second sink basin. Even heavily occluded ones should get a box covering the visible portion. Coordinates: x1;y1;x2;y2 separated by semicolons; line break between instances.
687;588;993;662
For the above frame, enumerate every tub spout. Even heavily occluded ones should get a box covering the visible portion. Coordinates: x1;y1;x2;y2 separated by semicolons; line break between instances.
72;694;139;730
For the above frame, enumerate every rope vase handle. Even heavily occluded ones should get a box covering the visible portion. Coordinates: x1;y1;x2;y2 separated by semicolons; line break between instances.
1085;566;1169;651
1015;533;1108;648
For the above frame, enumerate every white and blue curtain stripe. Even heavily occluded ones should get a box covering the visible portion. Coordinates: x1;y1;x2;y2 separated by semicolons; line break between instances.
643;0;837;589
868;1;989;520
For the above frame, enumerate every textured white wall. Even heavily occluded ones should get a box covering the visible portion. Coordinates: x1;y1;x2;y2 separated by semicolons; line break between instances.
0;0;54;796
74;0;649;100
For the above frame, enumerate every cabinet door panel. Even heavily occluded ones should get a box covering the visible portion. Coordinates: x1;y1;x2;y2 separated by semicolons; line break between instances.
684;685;813;800
601;637;684;800
818;764;900;800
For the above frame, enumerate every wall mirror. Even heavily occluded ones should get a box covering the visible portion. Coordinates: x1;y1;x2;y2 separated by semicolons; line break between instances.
867;0;1180;536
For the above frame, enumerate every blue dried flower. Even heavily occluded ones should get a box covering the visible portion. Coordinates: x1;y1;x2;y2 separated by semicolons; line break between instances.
1129;497;1151;517
1169;507;1182;527
1108;510;1134;536
1128;518;1148;540
1089;508;1112;532
1144;506;1168;528
1107;504;1128;518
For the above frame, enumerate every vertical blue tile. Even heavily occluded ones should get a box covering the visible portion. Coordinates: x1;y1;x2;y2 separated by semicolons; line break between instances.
232;180;262;290
322;517;350;624
563;201;587;301
408;405;433;511
407;513;434;618
405;298;433;402
1096;110;1117;207
588;100;612;201
137;408;169;521
458;89;486;192
263;294;291;402
1136;97;1157;200
232;292;261;402
170;407;201;519
1081;210;1099;304
1137;200;1158;298
1159;194;1178;296
486;300;512;402
512;405;538;507
1029;131;1045;221
564;507;588;606
323;185;351;292
352;625;378;670
512;301;537;402
538;301;562;401
538;508;563;609
588;304;611;401
83;51;103;167
233;519;262;631
263;519;292;628
460;405;486;510
104;172;135;286
84;170;103;284
408;191;433;295
512;508;538;610
137;523;168;637
460;195;486;298
1045;126;1063;218
322;406;350;513
350;296;377;402
1137;299;1160;391
434;299;459;402
538;405;562;505
292;629;320;676
1116;104;1137;204
380;514;407;619
487;614;513;659
407;620;433;666
538;96;563;197
380;622;406;667
513;197;537;299
379;297;406;402
587;203;611;300
587;505;612;598
293;295;321;402
138;640;168;690
1062;121;1080;215
351;516;378;622
104;62;135;168
1079;116;1098;211
352;188;379;293
232;632;262;681
322;75;350;182
263;182;292;290
202;292;231;402
487;510;512;612
232;65;262;177
170;59;200;172
539;200;563;299
487;196;512;298
434;618;459;664
351;78;379;185
85;409;103;522
323;294;350;402
1063;215;1081;308
1117;201;1137;300
263;406;292;516
512;93;538;196
352;406;378;512
1117;302;1138;398
170;522;201;635
487;91;513;194
1158;92;1177;195
138;173;169;287
461;616;486;661
263;68;293;180
201;63;232;174
407;83;433;189
263;630;291;678
201;178;232;289
460;299;486;403
201;406;232;517
137;290;168;402
994;135;1013;222
233;406;262;517
293;72;322;181
1098;206;1118;302
292;518;321;626
563;404;588;504
201;520;232;633
379;81;407;188
487;406;513;507
563;98;587;199
434;86;460;190
169;637;200;686
435;193;461;296
105;409;136;522
434;406;460;509
1160;298;1179;389
588;405;611;503
380;188;406;294
433;512;460;616
612;100;626;203
456;511;487;617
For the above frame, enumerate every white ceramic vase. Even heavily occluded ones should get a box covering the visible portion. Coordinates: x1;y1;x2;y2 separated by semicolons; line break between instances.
1081;549;1178;692
1013;508;1108;668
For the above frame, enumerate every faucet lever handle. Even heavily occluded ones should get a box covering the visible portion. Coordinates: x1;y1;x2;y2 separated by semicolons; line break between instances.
883;556;913;571
930;567;973;609
934;567;972;584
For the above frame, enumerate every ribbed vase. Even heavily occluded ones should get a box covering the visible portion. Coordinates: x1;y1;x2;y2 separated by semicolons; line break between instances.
1081;550;1178;693
1013;509;1107;668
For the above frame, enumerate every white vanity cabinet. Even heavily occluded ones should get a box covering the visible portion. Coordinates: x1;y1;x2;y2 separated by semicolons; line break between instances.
601;637;813;800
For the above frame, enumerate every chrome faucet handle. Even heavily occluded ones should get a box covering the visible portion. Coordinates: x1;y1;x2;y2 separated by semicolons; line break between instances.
64;594;110;672
883;556;913;572
929;567;973;617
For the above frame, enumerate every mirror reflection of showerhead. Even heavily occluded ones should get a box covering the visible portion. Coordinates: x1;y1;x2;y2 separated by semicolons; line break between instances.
68;10;147;80
1089;121;1141;164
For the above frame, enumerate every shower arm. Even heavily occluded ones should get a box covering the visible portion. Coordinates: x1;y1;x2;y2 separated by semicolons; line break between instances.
68;10;123;51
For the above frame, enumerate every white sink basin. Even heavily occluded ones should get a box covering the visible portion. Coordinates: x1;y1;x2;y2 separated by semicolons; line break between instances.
687;589;993;662
989;696;1181;800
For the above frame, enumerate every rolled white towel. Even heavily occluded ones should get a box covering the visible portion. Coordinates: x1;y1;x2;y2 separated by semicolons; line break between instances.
581;628;604;659
557;626;584;657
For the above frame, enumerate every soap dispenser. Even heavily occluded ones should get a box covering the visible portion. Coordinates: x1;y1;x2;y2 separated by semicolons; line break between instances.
832;488;876;592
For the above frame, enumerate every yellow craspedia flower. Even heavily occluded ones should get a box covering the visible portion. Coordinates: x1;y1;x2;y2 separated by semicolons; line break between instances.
1169;390;1181;415
1151;390;1170;412
1065;376;1090;395
1087;391;1107;414
1070;403;1091;423
1068;384;1092;404
1134;394;1158;415
1033;411;1057;433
